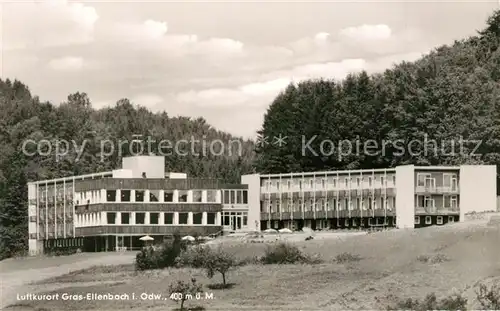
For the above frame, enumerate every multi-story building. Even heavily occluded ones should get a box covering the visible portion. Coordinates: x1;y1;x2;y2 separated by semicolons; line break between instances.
241;165;496;231
27;156;252;255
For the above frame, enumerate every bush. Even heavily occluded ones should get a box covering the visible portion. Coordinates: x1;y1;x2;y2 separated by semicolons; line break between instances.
476;283;500;309
388;292;467;311
135;234;186;271
260;242;321;264
177;245;237;287
168;278;203;311
334;252;362;263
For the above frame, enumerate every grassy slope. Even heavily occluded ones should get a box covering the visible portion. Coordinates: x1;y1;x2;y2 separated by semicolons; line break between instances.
6;222;500;311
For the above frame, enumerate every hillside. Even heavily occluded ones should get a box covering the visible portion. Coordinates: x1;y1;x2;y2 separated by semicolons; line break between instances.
256;10;500;174
4;218;500;310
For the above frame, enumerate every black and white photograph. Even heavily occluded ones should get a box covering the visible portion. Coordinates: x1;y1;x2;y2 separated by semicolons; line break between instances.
1;1;500;310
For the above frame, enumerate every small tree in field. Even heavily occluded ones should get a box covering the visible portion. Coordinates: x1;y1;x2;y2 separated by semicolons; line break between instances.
168;278;202;311
204;247;236;287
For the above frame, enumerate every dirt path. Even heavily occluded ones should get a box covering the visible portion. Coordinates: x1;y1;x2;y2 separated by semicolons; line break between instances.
0;252;135;309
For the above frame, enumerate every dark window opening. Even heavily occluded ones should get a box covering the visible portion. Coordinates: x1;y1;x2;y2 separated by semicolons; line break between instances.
106;190;116;202
135;212;145;224
150;213;159;224
178;213;188;224
121;190;131;202
107;212;116;224
164;191;174;202
121;212;130;224
193;213;202;224
243;190;248;204
207;213;216;225
149;190;160;202
178;191;188;203
135;190;145;202
164;213;174;224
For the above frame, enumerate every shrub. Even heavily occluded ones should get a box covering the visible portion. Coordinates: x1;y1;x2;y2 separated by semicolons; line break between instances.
476;283;500;309
168;278;203;311
260;242;321;264
388;292;467;311
177;245;237;287
334;252;362;263
135;234;186;271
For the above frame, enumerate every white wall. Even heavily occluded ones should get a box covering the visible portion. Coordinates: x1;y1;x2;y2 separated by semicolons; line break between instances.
112;169;133;178
241;174;261;231
166;172;187;179
459;165;497;220
122;156;165;178
395;165;415;229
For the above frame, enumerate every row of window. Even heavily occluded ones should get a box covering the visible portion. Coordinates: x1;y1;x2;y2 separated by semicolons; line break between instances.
262;197;396;213
263;175;396;191
42;238;84;247
105;212;217;225
415;215;455;225
416;195;458;209
416;173;458;188
269;217;394;228
76;189;248;204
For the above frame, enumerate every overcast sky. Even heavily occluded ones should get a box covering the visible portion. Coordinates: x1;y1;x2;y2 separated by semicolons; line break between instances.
1;1;498;138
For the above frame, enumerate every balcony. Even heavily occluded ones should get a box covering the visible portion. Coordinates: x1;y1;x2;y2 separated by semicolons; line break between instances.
415;206;460;214
415;186;459;194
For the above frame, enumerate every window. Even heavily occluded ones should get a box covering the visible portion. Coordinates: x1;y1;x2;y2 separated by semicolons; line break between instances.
392;175;396;184
135;212;145;224
207;213;216;225
193;213;203;225
178;213;188;224
178;191;188;203
242;190;248;204
276;182;280;190
444;196;451;208
193;190;202;203
380;176;386;186
309;179;314;189
150;213;159;225
299;180;303;190
107;212;116;224
265;181;270;190
381;197;386;209
352;218;358;226
392;197;396;209
29;215;37;222
164;191;174;202
437;216;443;225
276;201;281;213
121;190;131;202
207;190;217;203
356;177;361;187
448;216;455;223
121;212;130;224
164;213;174;225
368;218;374;226
321;179;326;189
135;190;145;202
224;214;230;226
414;216;420;224
451;196;458;209
298;199;303;212
243;215;248;226
425;216;432;225
368;177;373;187
223;190;230;204
344;178;349;188
332;178;337;188
344;219;349;226
106;190;116;202
236;190;242;204
368;199;372;210
356;197;361;210
149;190;160;202
287;180;291;189
230;191;235;204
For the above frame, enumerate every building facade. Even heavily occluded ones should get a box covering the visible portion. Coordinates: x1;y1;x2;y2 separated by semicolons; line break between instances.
241;165;496;231
27;156;252;255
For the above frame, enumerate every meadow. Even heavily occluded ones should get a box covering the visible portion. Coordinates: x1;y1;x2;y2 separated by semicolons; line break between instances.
5;218;500;311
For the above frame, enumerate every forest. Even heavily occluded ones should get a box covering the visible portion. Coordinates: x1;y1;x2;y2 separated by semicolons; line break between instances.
1;10;500;259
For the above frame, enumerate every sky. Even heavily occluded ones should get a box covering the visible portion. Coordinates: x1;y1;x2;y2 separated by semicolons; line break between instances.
1;0;498;138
